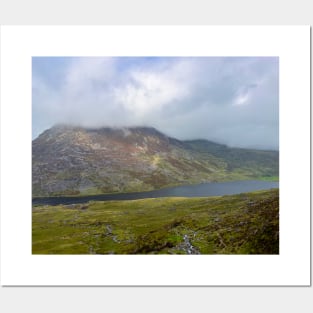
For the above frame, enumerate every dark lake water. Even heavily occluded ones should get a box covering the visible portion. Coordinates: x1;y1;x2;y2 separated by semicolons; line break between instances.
32;180;279;206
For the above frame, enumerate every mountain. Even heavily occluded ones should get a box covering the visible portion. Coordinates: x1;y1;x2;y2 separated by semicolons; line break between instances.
32;125;279;197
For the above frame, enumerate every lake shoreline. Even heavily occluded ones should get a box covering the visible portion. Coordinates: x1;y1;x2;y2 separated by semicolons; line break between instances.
32;180;279;207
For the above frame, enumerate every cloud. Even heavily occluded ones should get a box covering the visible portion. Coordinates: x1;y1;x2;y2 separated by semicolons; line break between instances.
32;56;279;150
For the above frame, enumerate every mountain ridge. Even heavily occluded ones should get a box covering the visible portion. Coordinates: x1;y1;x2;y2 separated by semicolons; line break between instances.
36;124;278;151
32;125;279;197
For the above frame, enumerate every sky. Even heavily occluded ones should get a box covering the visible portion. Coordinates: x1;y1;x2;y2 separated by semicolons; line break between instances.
32;56;279;150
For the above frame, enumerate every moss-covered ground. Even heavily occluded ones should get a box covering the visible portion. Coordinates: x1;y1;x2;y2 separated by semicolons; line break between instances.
32;188;279;254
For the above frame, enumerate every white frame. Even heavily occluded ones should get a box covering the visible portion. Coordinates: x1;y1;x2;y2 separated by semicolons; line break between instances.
0;26;310;286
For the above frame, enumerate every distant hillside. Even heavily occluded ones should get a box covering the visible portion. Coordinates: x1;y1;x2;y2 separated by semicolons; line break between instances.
184;139;278;177
32;125;279;196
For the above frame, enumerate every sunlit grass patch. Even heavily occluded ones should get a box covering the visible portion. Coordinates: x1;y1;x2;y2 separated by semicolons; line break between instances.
32;189;279;254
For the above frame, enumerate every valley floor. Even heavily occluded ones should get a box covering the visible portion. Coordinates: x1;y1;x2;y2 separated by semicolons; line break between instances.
32;188;279;254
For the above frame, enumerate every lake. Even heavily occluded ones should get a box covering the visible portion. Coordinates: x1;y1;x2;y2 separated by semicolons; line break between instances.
32;180;279;206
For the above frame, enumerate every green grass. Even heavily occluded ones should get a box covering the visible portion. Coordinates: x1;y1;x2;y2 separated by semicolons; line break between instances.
32;188;279;254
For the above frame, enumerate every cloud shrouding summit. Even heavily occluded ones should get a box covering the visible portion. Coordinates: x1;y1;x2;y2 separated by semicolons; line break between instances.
32;57;279;150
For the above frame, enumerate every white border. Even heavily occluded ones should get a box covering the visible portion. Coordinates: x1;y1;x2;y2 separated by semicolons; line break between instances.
0;26;310;286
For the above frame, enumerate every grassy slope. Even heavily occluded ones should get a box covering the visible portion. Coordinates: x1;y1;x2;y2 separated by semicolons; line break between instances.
184;140;279;180
33;189;279;254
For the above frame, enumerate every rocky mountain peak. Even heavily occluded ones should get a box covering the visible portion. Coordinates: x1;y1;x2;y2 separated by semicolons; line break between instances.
32;125;278;197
